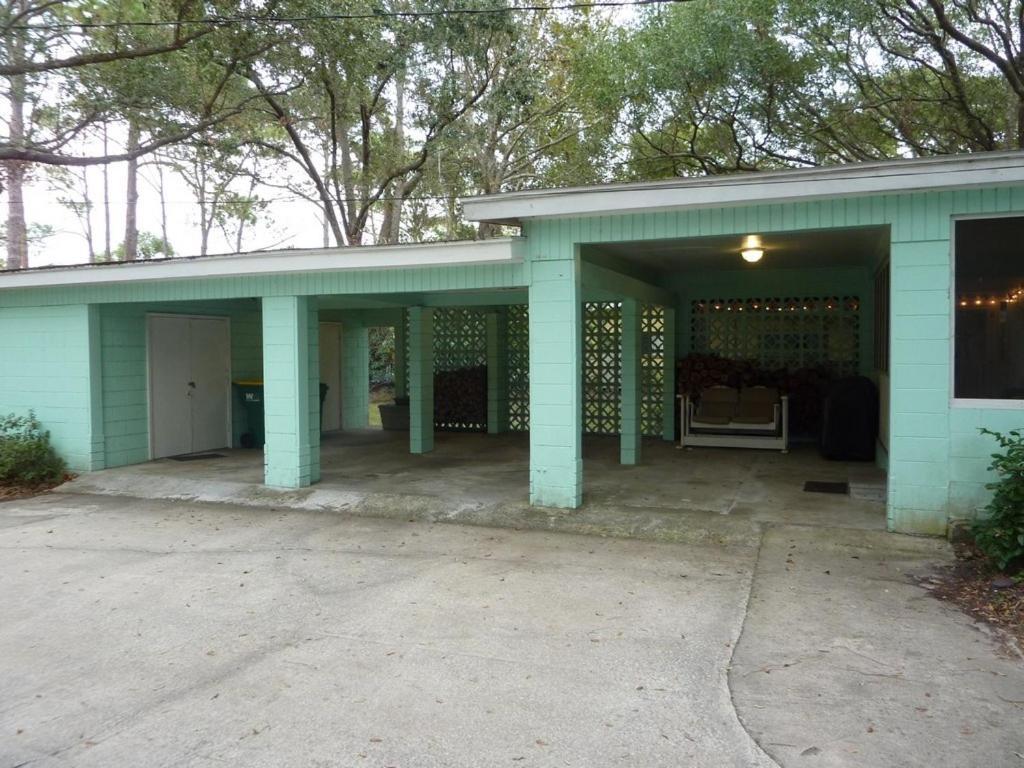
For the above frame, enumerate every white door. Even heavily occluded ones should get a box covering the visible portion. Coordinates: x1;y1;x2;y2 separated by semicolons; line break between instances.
149;315;231;458
319;322;342;431
149;316;192;458
189;318;231;452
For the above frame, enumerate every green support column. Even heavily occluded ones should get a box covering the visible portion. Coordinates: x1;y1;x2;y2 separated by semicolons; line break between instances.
341;320;369;430
394;309;408;400
528;255;583;507
262;295;320;488
487;308;509;434
620;298;642;465
409;306;434;454
85;304;106;470
662;306;676;442
886;238;949;536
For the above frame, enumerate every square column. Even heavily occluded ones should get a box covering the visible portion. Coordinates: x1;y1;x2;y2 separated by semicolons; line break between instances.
487;308;509;434
620;298;642;465
662;306;676;442
394;309;408;400
262;296;320;488
886;238;950;535
341;321;369;430
409;306;434;454
529;257;583;507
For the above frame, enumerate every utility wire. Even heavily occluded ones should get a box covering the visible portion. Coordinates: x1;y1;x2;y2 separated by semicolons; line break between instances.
10;0;687;31
42;191;487;205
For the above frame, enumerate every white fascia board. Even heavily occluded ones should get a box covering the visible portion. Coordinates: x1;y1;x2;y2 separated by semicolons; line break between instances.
461;152;1024;225
0;238;525;290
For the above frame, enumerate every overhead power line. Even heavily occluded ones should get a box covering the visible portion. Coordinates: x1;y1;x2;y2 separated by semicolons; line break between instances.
11;0;688;31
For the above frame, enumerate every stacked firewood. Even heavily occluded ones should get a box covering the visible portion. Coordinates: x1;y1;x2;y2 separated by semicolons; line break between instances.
434;365;487;431
676;354;835;436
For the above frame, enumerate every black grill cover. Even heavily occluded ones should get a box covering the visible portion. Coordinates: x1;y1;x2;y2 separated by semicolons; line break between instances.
820;376;879;461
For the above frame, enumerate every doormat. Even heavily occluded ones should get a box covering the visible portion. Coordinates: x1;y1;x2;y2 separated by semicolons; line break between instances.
169;453;225;462
803;481;849;495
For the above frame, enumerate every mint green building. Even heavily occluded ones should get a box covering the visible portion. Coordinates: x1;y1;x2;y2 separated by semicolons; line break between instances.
3;152;1024;536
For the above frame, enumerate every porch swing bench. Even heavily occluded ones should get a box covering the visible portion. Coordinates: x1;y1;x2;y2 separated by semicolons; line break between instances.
680;385;789;452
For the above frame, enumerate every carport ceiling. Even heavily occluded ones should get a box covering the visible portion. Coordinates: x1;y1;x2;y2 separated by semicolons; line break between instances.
583;225;889;275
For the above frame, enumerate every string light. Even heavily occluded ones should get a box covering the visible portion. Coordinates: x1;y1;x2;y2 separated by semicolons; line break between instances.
958;286;1024;308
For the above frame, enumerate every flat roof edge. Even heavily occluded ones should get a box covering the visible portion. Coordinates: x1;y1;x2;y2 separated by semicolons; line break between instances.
461;152;1024;224
0;238;525;291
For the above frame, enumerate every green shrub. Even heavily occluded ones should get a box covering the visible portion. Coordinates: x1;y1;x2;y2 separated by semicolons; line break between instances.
972;428;1024;571
0;412;65;486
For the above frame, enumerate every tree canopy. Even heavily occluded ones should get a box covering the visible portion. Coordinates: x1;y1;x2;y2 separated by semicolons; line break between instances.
3;0;1023;267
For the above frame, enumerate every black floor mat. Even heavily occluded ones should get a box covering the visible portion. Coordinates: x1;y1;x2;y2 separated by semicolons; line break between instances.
803;480;849;495
169;453;225;462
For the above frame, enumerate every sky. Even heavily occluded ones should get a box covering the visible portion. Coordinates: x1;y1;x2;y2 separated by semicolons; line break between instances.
25;159;331;268
13;5;641;269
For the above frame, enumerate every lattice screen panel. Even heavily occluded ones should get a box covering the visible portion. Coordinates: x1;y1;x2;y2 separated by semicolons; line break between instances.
582;302;623;435
432;308;488;432
641;306;666;436
506;305;530;432
433;308;487;372
690;296;860;375
580;302;667;437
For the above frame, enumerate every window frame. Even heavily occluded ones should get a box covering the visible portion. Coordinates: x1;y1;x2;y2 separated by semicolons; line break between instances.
949;211;1024;410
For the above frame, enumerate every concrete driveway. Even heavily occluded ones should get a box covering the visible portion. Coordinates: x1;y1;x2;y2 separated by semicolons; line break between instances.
1;493;1021;768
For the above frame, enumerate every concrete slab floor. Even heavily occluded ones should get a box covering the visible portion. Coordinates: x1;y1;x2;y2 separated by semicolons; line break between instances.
0;493;1020;768
62;431;887;538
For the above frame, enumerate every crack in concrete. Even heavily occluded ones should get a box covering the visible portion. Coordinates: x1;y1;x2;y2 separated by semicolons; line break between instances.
725;523;783;768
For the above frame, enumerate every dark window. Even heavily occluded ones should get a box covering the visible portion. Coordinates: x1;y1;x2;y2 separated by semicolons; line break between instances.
954;216;1024;400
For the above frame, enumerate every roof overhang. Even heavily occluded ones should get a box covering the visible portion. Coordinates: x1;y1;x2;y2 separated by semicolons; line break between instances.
0;238;525;291
461;151;1024;225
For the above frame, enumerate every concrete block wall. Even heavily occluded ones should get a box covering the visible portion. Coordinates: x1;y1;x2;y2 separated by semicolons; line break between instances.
261;296;319;488
526;234;583;508
0;304;101;471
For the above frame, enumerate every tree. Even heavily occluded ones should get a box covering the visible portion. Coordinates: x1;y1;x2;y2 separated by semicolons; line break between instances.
790;0;1024;153
48;165;98;261
112;231;172;261
609;0;1024;178
240;0;517;246
0;0;272;167
430;12;618;238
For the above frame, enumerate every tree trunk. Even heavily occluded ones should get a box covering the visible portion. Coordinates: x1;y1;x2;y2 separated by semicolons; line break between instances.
82;170;96;262
382;70;407;245
4;0;29;269
157;162;169;251
122;123;140;261
102;124;112;261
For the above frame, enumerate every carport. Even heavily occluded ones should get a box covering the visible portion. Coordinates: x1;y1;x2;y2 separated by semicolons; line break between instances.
5;152;1024;536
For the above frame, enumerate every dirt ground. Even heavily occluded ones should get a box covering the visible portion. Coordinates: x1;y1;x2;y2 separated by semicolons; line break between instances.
368;383;395;428
926;543;1023;655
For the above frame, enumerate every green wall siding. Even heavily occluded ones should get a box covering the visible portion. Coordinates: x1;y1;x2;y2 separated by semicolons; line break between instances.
524;184;1024;533
2;262;527;308
4;183;1024;532
0;304;101;471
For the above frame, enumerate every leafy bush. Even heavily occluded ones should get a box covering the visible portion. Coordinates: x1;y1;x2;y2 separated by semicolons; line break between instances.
972;428;1024;571
0;412;65;486
369;326;396;386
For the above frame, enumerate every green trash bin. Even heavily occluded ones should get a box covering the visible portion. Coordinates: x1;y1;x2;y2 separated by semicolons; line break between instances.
234;380;265;448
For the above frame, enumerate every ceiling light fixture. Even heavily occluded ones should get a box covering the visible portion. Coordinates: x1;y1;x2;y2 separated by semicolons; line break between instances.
741;234;764;264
